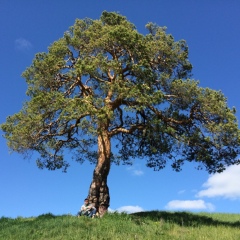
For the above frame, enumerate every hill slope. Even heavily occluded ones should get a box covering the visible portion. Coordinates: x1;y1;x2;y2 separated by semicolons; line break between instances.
1;211;240;240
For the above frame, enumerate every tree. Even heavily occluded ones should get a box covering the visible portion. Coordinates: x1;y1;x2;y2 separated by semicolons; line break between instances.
1;11;240;215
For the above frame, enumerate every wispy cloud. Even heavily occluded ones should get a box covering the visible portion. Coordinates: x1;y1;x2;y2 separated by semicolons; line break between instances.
116;205;144;213
15;38;33;51
126;166;144;176
133;170;144;176
178;190;186;195
165;200;215;211
196;165;240;200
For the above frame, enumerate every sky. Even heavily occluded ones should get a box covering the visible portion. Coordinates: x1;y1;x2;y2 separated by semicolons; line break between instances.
1;0;240;218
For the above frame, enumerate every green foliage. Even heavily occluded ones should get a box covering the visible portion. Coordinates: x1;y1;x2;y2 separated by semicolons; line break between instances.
1;212;240;240
1;11;240;173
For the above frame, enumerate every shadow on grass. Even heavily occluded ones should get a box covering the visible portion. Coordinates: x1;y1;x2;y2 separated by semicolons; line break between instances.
131;211;240;228
35;213;56;221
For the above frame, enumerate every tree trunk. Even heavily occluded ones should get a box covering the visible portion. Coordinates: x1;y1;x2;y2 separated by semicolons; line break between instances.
88;129;111;217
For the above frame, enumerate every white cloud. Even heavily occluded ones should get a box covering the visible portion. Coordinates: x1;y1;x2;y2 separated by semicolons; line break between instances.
116;205;144;213
15;38;32;51
165;200;215;211
196;165;240;199
107;208;114;213
126;166;144;176
133;170;144;176
178;190;186;194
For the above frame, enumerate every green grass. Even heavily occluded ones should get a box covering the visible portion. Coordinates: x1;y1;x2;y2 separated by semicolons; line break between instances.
1;211;240;240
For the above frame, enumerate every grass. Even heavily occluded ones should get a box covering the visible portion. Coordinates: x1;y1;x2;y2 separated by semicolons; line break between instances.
1;211;240;239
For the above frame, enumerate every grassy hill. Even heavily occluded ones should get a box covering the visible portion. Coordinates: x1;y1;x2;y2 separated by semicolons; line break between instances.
1;211;240;240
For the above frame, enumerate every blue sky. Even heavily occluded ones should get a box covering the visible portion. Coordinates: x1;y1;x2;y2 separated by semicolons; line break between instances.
1;0;240;218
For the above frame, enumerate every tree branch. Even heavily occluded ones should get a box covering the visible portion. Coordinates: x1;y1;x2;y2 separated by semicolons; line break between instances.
109;123;145;137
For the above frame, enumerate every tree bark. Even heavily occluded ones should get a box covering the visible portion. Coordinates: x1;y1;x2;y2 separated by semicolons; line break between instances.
88;129;111;217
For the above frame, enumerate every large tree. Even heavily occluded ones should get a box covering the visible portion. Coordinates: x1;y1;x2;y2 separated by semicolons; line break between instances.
1;11;240;215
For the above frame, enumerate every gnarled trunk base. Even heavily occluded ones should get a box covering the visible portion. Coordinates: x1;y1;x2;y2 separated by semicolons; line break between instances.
88;131;111;217
88;174;110;217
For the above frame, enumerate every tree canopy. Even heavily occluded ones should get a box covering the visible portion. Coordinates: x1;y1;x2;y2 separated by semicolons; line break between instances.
1;11;240;211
